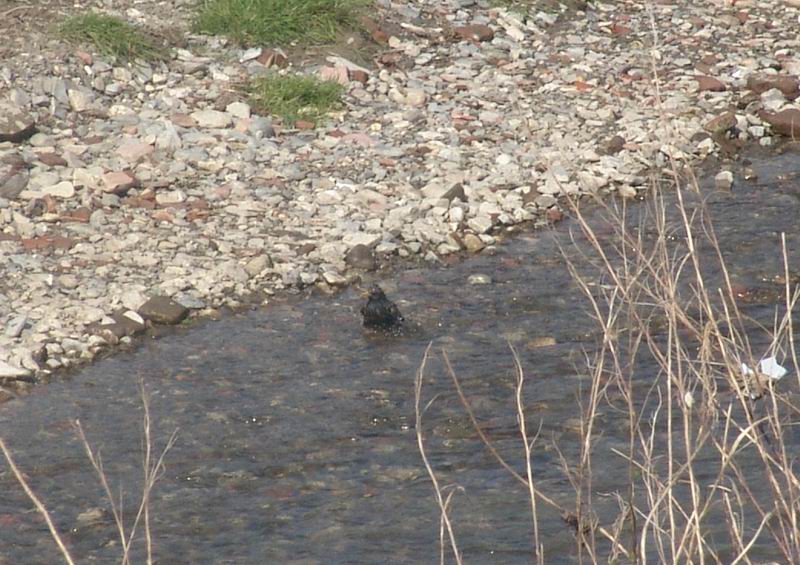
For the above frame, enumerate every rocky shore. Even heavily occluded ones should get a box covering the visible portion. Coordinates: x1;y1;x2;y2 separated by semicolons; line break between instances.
1;0;799;388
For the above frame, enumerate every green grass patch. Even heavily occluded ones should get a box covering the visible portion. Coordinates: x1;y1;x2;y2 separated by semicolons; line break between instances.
59;13;165;61
248;74;344;126
194;0;368;46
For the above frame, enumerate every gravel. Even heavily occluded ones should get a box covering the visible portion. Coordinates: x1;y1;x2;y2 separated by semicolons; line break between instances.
1;0;799;380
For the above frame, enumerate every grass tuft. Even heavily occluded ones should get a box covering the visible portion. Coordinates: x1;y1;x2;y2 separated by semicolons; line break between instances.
248;74;344;125
59;13;165;61
194;0;368;46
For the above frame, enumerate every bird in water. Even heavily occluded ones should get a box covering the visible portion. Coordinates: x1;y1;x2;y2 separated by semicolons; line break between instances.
361;285;404;331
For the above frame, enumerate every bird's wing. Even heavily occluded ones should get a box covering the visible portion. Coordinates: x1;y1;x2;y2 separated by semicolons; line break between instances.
390;304;403;321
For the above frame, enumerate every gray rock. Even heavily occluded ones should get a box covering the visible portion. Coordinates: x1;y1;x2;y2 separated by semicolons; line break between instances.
239;47;262;62
4;316;27;338
174;292;206;309
249;116;275;138
0;170;28;199
345;244;376;270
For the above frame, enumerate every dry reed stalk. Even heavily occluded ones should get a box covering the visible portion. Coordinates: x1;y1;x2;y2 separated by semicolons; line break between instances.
441;348;631;560
510;343;543;563
415;343;462;565
0;383;177;564
75;384;178;565
562;169;800;563
0;438;76;565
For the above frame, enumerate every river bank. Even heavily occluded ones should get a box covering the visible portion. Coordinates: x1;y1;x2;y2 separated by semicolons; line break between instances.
1;0;800;388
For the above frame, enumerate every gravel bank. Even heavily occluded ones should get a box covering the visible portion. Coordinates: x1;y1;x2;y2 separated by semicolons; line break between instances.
1;0;799;387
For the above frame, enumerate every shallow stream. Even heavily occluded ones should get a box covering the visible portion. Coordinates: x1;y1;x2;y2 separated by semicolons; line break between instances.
1;149;800;563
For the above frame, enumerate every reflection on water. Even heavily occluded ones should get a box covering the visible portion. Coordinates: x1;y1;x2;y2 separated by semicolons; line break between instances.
1;150;800;563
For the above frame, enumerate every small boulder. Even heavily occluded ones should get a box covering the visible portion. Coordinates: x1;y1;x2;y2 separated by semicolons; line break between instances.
714;170;733;190
138;296;189;325
345;244;377;271
695;75;726;92
759;108;800;137
747;74;800;98
454;24;494;42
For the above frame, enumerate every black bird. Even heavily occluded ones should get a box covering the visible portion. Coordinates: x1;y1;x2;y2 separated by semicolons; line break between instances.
361;285;403;330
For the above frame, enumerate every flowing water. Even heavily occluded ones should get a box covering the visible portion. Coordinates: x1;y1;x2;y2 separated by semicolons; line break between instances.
1;148;800;564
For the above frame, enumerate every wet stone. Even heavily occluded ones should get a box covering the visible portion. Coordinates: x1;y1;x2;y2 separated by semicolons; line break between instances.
345;244;377;271
463;233;485;252
715;170;734;190
467;273;492;285
138;296;189;325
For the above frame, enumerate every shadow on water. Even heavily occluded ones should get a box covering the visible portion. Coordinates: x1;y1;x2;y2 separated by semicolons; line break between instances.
1;149;800;563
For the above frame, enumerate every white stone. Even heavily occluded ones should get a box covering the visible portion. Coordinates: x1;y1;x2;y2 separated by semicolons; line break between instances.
322;271;347;286
226;101;251;119
714;170;734;190
68;88;92;112
467;215;493;234
761;88;787;112
156;190;187;205
190;109;232;129
343;232;381;248
0;359;30;378
43;181;75;198
123;310;145;325
404;89;427;107
244;255;270;277
239;47;262;62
